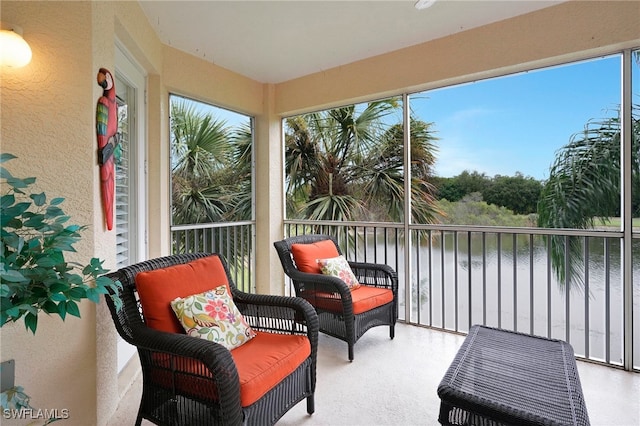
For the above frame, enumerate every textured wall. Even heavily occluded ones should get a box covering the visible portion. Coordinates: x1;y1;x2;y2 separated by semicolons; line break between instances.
0;1;100;424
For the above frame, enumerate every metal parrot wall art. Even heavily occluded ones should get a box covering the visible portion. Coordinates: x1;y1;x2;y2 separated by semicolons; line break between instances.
96;68;120;231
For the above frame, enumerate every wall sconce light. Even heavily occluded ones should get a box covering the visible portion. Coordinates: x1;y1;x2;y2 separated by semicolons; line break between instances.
0;22;32;68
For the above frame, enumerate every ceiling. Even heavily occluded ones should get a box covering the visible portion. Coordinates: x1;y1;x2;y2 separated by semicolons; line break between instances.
138;0;565;84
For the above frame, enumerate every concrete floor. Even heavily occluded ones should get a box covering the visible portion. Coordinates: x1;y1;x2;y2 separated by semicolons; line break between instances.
108;323;640;426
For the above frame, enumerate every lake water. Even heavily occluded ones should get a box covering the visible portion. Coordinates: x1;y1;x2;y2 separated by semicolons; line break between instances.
358;232;639;368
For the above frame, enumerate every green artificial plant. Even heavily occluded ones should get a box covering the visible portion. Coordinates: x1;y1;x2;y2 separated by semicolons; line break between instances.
0;153;122;332
0;153;122;420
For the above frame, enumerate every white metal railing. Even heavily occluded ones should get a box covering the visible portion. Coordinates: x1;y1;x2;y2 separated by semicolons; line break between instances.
169;219;638;371
171;221;255;293
284;220;639;372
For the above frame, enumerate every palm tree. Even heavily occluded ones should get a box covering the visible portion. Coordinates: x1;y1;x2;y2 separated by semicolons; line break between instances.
171;99;231;225
170;99;252;225
537;106;640;287
284;99;440;224
170;99;254;272
361;118;441;224
223;121;253;221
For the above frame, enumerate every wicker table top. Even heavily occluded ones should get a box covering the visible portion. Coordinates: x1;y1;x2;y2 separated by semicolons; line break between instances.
437;325;590;426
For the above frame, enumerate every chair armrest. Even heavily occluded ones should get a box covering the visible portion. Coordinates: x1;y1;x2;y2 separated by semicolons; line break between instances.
232;292;320;339
280;268;353;298
128;322;230;358
348;261;398;293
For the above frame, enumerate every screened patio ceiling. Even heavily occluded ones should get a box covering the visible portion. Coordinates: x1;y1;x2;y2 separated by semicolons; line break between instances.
137;0;567;83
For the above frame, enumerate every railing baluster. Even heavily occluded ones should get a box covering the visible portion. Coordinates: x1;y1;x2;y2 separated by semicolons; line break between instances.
467;231;472;331
441;231;445;329
483;231;487;327
530;234;534;335
428;229;433;328
547;235;552;339
513;233;517;332
565;235;571;344
454;231;459;331
584;237;590;359
497;233;502;329
416;230;421;325
385;228;389;265
605;237;611;364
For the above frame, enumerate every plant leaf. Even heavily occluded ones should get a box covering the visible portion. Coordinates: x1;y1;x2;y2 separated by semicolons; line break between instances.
50;293;68;302
0;270;29;283
65;300;80;318
57;301;67;320
42;301;58;314
85;288;101;304
0;194;15;209
30;192;46;206
24;313;37;334
0;153;17;163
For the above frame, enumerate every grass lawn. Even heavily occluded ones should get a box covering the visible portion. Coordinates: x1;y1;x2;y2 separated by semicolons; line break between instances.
596;217;640;227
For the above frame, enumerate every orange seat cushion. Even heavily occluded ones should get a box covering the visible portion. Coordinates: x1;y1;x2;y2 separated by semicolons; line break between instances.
291;240;339;273
232;332;311;406
135;256;231;333
302;285;393;315
150;331;311;407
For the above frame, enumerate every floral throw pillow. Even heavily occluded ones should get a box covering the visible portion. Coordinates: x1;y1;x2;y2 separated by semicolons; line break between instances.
317;255;361;290
170;285;256;350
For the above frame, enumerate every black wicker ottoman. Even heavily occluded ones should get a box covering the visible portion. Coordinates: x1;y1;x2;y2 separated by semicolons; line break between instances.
437;325;590;426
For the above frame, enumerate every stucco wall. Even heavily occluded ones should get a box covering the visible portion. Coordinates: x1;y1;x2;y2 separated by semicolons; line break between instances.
1;1;101;424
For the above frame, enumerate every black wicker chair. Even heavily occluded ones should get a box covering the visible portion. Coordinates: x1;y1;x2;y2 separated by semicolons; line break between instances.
103;253;318;426
273;234;398;361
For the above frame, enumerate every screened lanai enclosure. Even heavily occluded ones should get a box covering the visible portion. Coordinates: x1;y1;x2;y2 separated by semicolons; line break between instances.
169;50;640;372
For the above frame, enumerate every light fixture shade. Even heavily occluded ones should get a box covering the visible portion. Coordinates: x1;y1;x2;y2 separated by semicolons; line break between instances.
415;0;437;10
0;27;32;68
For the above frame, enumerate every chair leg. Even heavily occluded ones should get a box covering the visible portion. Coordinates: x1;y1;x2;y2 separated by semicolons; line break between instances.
348;343;354;362
135;401;144;426
390;324;395;340
307;394;315;415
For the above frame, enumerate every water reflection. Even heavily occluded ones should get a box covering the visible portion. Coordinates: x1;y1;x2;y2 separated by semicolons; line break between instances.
356;232;639;368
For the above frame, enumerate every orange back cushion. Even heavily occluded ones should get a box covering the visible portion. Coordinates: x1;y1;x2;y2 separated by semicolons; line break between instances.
135;256;230;333
290;239;339;273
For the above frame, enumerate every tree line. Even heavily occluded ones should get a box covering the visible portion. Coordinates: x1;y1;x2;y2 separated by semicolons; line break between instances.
432;171;543;215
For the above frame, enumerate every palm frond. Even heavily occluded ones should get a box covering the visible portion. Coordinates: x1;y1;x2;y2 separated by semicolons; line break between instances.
304;194;365;222
537;109;639;289
284;99;440;224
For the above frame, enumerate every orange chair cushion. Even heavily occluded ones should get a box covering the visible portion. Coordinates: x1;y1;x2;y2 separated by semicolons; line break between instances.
232;331;310;406
135;256;230;333
291;239;339;273
150;331;311;407
302;285;393;315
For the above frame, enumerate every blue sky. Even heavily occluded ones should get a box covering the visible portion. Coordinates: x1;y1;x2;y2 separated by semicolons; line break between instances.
171;94;251;129
411;54;623;180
